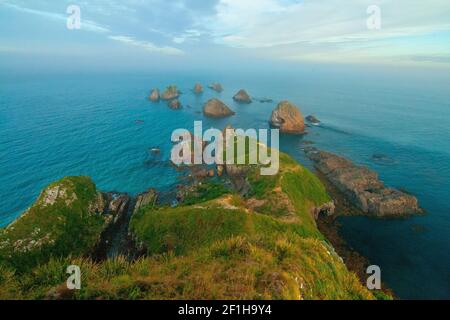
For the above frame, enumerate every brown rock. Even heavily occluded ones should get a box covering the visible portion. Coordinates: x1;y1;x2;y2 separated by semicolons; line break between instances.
203;99;235;118
208;83;223;92
217;165;224;177
194;83;203;94
134;189;158;214
161;85;180;100
233;89;252;104
270;101;305;134
168;99;182;110
305;147;422;217
149;89;160;102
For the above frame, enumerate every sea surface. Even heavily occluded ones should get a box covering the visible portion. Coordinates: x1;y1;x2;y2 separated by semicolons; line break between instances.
1;66;449;299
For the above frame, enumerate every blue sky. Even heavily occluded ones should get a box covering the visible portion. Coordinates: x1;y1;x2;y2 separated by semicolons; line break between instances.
1;0;449;71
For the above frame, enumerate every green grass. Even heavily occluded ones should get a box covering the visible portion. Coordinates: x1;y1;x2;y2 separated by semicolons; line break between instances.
0;153;384;300
0;177;105;273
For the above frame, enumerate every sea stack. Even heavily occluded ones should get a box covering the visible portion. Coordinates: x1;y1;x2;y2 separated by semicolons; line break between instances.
161;85;180;100
194;83;203;94
233;89;252;104
270;101;305;134
208;83;223;93
168;99;182;110
149;89;160;102
203;99;235;118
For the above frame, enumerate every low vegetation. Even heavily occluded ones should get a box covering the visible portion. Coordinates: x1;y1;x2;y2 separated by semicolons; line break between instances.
0;153;384;300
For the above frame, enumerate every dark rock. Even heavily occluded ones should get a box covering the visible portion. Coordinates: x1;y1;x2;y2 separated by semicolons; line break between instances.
258;98;274;103
233;89;252;104
203;99;235;118
304;147;422;217
306;115;321;125
311;201;336;220
270;101;305;134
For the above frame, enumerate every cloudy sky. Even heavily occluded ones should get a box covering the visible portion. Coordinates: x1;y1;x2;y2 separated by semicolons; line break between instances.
1;0;449;71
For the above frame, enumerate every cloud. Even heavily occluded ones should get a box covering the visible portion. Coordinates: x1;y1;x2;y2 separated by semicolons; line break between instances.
1;1;110;33
0;1;184;56
108;35;184;55
207;0;450;48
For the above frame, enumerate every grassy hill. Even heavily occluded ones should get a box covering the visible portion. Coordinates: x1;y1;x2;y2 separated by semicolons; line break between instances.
0;153;382;300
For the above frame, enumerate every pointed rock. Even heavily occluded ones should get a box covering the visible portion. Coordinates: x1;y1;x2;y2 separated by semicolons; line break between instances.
233;89;252;104
149;89;160;102
203;99;235;118
270;101;305;134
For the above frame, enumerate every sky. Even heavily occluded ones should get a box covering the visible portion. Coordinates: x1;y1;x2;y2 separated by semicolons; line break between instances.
0;0;449;72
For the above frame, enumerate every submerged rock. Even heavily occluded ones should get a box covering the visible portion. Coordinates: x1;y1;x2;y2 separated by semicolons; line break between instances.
203;99;235;118
208;83;223;93
149;89;160;102
161;85;180;100
304;147;422;217
306;115;321;125
233;89;252;104
270;101;305;134
193;83;203;94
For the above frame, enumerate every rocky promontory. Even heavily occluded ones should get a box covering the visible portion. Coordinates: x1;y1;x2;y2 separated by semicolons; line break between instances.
304;147;422;217
233;89;252;104
270;101;305;134
203;99;235;118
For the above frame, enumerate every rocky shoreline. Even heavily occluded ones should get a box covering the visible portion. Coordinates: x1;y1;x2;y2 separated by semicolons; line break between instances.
304;147;422;217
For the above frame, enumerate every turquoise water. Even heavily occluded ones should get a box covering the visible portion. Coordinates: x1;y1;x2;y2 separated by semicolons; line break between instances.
1;67;449;299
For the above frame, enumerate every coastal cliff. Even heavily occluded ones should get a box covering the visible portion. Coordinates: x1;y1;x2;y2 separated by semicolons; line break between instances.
0;153;382;300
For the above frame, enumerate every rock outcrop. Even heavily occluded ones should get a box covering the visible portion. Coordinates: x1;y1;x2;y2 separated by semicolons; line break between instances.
168;99;182;110
304;147;422;217
270;101;305;134
193;83;203;94
134;189;158;214
203;99;235;118
306;115;321;125
208;83;223;93
233;89;252;104
149;89;160;102
161;85;180;100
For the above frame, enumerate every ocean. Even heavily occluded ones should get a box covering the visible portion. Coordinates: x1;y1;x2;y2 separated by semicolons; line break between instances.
1;65;449;299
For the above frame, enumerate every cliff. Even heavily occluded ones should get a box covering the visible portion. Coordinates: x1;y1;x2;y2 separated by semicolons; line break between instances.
0;154;383;300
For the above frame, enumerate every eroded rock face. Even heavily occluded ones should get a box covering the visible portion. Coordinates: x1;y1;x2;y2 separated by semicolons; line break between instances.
233;89;252;104
305;147;422;217
149;89;160;102
311;201;335;220
270;101;305;134
134;189;158;214
208;83;223;92
194;83;203;94
203;99;235;118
